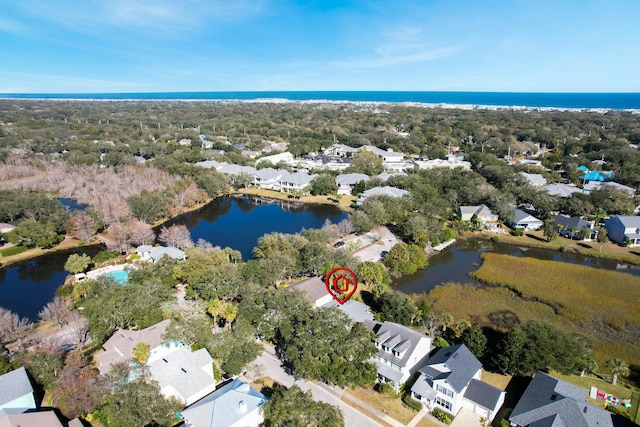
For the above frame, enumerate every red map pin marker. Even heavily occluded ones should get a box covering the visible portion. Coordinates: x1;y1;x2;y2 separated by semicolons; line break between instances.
325;267;358;305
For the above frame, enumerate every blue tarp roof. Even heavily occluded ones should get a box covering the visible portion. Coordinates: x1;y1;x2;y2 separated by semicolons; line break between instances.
580;171;613;182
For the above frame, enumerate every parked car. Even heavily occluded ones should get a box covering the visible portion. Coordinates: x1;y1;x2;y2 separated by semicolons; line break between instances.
333;241;345;248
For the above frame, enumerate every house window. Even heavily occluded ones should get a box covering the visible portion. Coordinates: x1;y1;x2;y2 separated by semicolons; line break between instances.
436;385;454;398
436;396;452;411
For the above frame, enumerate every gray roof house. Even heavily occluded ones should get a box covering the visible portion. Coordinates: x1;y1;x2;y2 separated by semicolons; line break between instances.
324;143;359;157
96;319;170;375
410;344;505;422
278;171;317;193
511;207;543;231
604;215;640;247
253;168;282;190
335;173;370;195
583;180;636;196
543;183;584;198
285;276;333;307
180;379;267;427
0;224;16;234
0;367;35;413
0;411;64;427
517;172;547;187
148;341;216;406
358;146;405;163
136;245;186;262
553;215;597;240
363;320;432;393
509;371;628;427
356;186;409;206
458;204;499;224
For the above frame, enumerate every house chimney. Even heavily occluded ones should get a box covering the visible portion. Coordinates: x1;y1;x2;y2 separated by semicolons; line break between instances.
239;400;247;413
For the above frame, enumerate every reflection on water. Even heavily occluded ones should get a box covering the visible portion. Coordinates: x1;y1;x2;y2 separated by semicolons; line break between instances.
162;195;347;260
394;239;640;295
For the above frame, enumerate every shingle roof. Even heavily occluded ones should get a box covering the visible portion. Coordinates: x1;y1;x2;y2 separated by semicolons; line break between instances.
544;183;583;198
553;215;591;230
336;173;370;186
96;320;170;375
218;164;257;176
419;344;481;393
611;215;640;229
464;379;504;411
0;367;34;408
148;346;215;404
280;171;317;186
360;186;409;199
512;207;541;224
322;300;374;323
509;371;622;427
181;379;267;427
254;167;281;180
285;277;327;303
517;172;547;186
364;320;430;369
0;411;63;427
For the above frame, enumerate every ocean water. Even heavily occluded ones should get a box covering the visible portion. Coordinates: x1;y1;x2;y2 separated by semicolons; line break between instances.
2;91;640;110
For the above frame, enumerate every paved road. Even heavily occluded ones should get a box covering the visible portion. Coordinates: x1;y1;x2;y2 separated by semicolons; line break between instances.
351;226;399;262
249;347;384;427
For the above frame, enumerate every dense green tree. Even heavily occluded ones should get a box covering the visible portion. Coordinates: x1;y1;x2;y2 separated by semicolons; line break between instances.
209;321;262;376
263;384;344;427
64;253;92;274
127;190;170;223
20;350;65;390
543;220;558;242
460;324;488;358
348;150;384;175
310;174;338;196
13;219;63;248
383;243;427;276
606;358;630;385
373;290;417;326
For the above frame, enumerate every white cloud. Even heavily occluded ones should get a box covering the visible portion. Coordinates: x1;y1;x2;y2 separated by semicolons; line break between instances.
330;45;458;70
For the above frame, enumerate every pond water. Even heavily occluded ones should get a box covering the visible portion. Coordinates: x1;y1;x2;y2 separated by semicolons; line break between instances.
394;238;640;295
162;195;347;260
1;195;346;320
57;198;88;212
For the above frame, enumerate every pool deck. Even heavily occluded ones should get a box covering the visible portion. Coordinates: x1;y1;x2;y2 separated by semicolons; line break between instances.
85;264;129;280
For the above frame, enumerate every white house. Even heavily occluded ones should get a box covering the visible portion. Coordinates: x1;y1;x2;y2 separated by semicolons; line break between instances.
604;215;640;246
285;276;333;307
335;173;370;195
458;204;499;225
511;207;543;231
413;159;471;171
324;143;358;157
0;367;36;413
180;379;267;427
358;146;405;163
278;171;317;193
256;151;294;167
411;344;505;421
517;172;547;187
356;186;409;205
253;168;283;190
363;320;432;393
147;341;217;406
543;183;583;198
135;245;186;262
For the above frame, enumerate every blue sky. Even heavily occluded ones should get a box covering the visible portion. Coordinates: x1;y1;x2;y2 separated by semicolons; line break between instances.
0;0;638;93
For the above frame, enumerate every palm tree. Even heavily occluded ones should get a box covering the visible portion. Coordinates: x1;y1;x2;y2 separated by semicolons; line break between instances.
220;302;238;330
606;358;629;385
207;298;223;333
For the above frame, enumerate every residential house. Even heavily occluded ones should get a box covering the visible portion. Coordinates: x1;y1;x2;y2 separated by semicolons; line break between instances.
553;215;597;240
509;371;629;427
195;160;228;170
377;172;406;182
363;320;432;393
335;173;370;195
0;411;64;427
285;276;333;307
511;207;543;231
253;168;282;190
135;245;186;262
218;164;257;176
356;186;409;206
458;204;499;225
147;341;217;406
413;159;472;171
95;319;170;375
543;183;583;198
322;300;374;323
358;146;405;163
324;143;358;157
583;180;636;196
580;170;614;182
604;215;640;247
0;368;35;413
180;379;267;427
256;151;294;166
517;172;547;187
411;344;505;421
278;171;317;193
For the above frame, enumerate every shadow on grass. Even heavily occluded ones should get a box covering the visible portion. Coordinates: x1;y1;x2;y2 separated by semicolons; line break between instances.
525;233;547;243
491;375;532;426
578;242;593;249
630;251;640;257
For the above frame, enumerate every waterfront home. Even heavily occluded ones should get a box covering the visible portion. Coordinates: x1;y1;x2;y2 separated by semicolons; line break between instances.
335;173;370;195
458;204;499;225
516;172;547;187
509;371;627;427
363;320;432;393
95;319;170;375
356;186;409;205
411;344;505;421
553;215;597;240
604;215;640;247
511;207;543;231
180;379;267;427
253;168;282;190
277;171;317;193
135;245;186;262
0;367;35;413
147;341;217;406
286;276;333;307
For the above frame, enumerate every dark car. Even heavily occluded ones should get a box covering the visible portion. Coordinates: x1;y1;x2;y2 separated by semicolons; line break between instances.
333;241;345;248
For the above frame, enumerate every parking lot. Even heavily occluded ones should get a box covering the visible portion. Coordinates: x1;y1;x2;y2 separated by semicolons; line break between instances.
347;226;399;262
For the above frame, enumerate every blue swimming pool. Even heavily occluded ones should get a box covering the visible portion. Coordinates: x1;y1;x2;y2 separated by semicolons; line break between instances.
103;269;130;286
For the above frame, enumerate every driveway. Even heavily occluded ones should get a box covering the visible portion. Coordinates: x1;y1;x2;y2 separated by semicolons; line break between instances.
248;346;384;427
350;226;399;262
